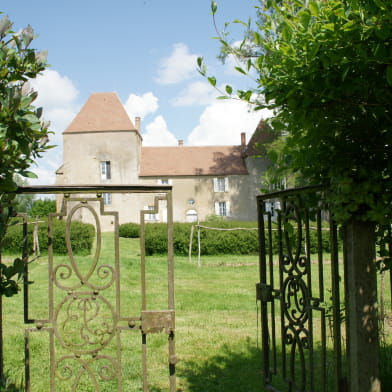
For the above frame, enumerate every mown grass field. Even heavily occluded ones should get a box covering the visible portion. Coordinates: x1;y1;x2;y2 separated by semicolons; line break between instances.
1;232;391;391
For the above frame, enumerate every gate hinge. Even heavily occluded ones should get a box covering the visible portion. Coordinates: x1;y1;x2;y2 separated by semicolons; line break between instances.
256;283;273;302
141;310;175;334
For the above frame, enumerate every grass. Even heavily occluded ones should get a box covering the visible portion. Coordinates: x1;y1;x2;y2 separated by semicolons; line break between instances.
1;233;391;391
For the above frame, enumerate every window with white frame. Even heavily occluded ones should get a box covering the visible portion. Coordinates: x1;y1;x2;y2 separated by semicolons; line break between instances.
213;177;229;192
103;193;112;205
158;179;171;185
145;206;158;221
100;161;111;180
214;201;230;217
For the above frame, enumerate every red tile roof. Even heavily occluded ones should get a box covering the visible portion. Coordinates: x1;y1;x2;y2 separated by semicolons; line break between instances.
246;119;276;156
140;145;248;177
64;92;138;134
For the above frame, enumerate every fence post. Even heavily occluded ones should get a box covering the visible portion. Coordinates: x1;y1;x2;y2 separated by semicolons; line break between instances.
343;219;380;392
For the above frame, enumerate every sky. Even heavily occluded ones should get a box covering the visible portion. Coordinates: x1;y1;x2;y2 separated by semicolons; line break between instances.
1;0;271;185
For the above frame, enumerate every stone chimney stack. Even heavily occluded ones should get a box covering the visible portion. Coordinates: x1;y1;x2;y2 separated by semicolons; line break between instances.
178;140;184;146
135;117;141;132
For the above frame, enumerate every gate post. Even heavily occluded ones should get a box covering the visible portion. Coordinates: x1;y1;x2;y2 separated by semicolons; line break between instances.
344;219;380;392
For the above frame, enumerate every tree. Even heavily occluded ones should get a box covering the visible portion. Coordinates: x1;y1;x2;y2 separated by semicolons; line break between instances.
200;0;392;224
0;13;51;297
199;1;392;391
29;199;56;217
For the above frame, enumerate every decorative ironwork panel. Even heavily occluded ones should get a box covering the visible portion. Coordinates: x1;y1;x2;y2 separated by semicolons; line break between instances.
15;185;175;392
257;186;344;392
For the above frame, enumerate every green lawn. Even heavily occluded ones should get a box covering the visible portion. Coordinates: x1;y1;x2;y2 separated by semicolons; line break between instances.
1;233;391;391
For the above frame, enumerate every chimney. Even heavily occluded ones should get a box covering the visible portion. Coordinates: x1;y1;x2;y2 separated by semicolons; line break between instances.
178;140;184;146
135;117;141;132
241;132;246;148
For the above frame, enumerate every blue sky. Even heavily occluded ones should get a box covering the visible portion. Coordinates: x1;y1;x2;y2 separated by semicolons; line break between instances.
1;0;271;184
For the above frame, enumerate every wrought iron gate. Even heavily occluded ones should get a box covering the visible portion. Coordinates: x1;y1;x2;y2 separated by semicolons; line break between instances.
1;185;176;392
257;186;345;391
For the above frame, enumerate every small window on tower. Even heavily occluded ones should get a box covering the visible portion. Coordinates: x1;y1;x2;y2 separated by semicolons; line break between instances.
100;161;111;180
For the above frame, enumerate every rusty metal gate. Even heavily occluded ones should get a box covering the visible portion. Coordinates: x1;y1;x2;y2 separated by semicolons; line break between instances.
256;186;345;391
1;185;176;392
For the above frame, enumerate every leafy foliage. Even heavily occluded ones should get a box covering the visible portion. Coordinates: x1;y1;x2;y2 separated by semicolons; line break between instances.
199;0;392;224
118;222;140;238
29;198;56;217
2;217;95;256
0;13;51;297
142;220;336;256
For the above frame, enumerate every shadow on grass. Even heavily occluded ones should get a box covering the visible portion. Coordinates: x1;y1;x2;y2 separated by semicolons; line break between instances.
380;340;392;391
179;341;263;392
0;374;23;392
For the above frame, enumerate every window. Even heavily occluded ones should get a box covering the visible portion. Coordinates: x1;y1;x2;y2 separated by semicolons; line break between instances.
214;201;230;217
213;177;229;192
158;179;171;185
186;209;198;223
145;206;158;221
103;193;112;205
100;161;111;180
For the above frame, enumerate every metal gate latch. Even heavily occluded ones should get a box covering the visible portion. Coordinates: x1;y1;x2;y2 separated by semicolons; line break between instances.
256;283;273;302
141;310;175;334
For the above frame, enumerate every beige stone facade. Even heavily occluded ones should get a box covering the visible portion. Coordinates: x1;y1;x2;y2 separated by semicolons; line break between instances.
56;92;271;230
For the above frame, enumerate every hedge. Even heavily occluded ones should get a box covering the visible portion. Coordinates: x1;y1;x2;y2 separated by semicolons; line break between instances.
2;217;95;256
138;220;341;256
119;222;140;238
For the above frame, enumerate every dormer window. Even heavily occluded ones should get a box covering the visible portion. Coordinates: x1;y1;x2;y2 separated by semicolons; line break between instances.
100;161;111;180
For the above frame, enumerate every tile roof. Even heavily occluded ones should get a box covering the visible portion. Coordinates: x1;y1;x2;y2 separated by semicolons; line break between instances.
140;145;248;177
64;92;138;134
246;119;276;156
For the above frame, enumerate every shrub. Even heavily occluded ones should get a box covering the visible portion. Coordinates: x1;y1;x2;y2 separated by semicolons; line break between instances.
2;217;95;256
144;221;259;256
119;222;140;238
29;199;56;217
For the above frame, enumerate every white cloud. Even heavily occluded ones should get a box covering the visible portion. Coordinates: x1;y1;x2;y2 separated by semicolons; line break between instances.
28;69;80;185
187;99;273;146
141;116;178;146
155;43;199;85
28;153;62;185
124;92;159;119
171;81;217;107
30;69;79;110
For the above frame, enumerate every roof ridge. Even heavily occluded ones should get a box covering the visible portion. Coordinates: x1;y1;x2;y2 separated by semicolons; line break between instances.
64;92;139;134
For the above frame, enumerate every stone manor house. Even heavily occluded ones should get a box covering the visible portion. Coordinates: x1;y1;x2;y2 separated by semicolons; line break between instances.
55;92;271;229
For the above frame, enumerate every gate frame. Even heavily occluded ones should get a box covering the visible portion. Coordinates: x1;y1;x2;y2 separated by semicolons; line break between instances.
0;184;176;392
256;185;344;391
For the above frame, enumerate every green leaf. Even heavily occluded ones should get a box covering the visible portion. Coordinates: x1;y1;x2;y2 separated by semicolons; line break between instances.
234;66;246;75
373;0;386;10
386;65;392;86
233;19;247;27
208;76;216;87
225;85;233;95
19;170;38;179
211;1;218;15
309;1;319;16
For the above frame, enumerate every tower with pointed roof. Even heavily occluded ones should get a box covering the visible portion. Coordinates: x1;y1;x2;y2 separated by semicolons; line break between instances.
57;92;142;186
